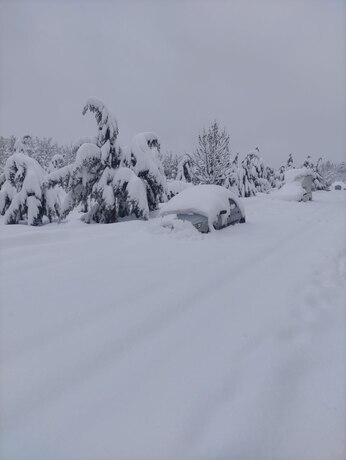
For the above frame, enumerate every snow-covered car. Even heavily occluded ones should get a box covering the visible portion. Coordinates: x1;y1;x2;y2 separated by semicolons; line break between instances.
331;181;346;191
160;184;245;233
272;168;313;202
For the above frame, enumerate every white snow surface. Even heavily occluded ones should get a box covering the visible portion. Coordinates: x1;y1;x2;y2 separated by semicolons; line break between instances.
284;167;313;184
270;181;307;202
1;191;345;460
161;184;245;228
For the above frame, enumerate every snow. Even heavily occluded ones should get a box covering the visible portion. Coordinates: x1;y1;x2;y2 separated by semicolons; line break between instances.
166;179;193;197
48;154;65;173
74;142;101;167
0;191;345;460
284;167;312;184
160;184;245;229
270;168;313;202
331;181;346;189
270;181;307;202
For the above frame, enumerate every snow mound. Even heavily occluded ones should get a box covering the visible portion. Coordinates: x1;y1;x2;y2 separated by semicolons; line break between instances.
160;184;245;230
284;168;312;184
149;215;204;240
270;182;306;201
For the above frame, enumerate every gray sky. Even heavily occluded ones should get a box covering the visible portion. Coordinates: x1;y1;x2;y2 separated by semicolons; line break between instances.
0;0;345;166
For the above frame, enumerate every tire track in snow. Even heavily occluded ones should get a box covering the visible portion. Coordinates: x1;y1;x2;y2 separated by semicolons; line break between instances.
2;201;331;431
176;208;346;457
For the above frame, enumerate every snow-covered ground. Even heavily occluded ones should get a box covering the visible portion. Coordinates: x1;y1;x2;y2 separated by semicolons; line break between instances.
1;191;345;460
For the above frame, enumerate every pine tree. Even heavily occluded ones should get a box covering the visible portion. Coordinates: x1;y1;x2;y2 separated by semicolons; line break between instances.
82;97;119;168
286;153;294;169
244;149;271;193
312;157;327;191
264;165;276;188
274;165;286;188
192;121;231;186
302;155;314;169
46;99;154;223
227;152;241;194
122;132;167;211
160;151;179;180
238;150;258;197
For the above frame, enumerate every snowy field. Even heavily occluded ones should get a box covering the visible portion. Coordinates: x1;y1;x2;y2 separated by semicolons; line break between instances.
0;190;345;460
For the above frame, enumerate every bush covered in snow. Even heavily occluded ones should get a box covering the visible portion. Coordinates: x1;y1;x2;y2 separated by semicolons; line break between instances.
0;153;60;225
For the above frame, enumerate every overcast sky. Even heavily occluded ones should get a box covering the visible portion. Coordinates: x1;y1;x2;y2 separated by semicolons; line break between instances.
0;0;344;166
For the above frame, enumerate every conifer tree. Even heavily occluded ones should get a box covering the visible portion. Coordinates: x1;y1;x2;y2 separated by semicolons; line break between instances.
122;132;167;211
192;121;231;186
46;99;156;223
286;153;294;169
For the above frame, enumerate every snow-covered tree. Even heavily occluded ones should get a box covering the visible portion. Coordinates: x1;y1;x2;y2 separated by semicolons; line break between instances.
226;153;242;195
1;135;75;173
286;153;294;169
302;155;314;169
88;166;149;223
0;153;60;225
48;154;65;173
14;135;35;156
238;152;257;197
234;148;270;197
46;143;104;221
176;154;193;183
0;135;16;173
46;100;157;223
264;165;276;188
274;165;286;188
321;160;346;186
192;121;231;186
244;149;271;193
312;157;327;191
123;132;167;210
47;97;121;219
160;151;179;180
82;97;120;168
0;172;5;191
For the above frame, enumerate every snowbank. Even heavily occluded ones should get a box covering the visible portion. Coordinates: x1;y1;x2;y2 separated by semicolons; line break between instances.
270;182;307;202
160;184;245;229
